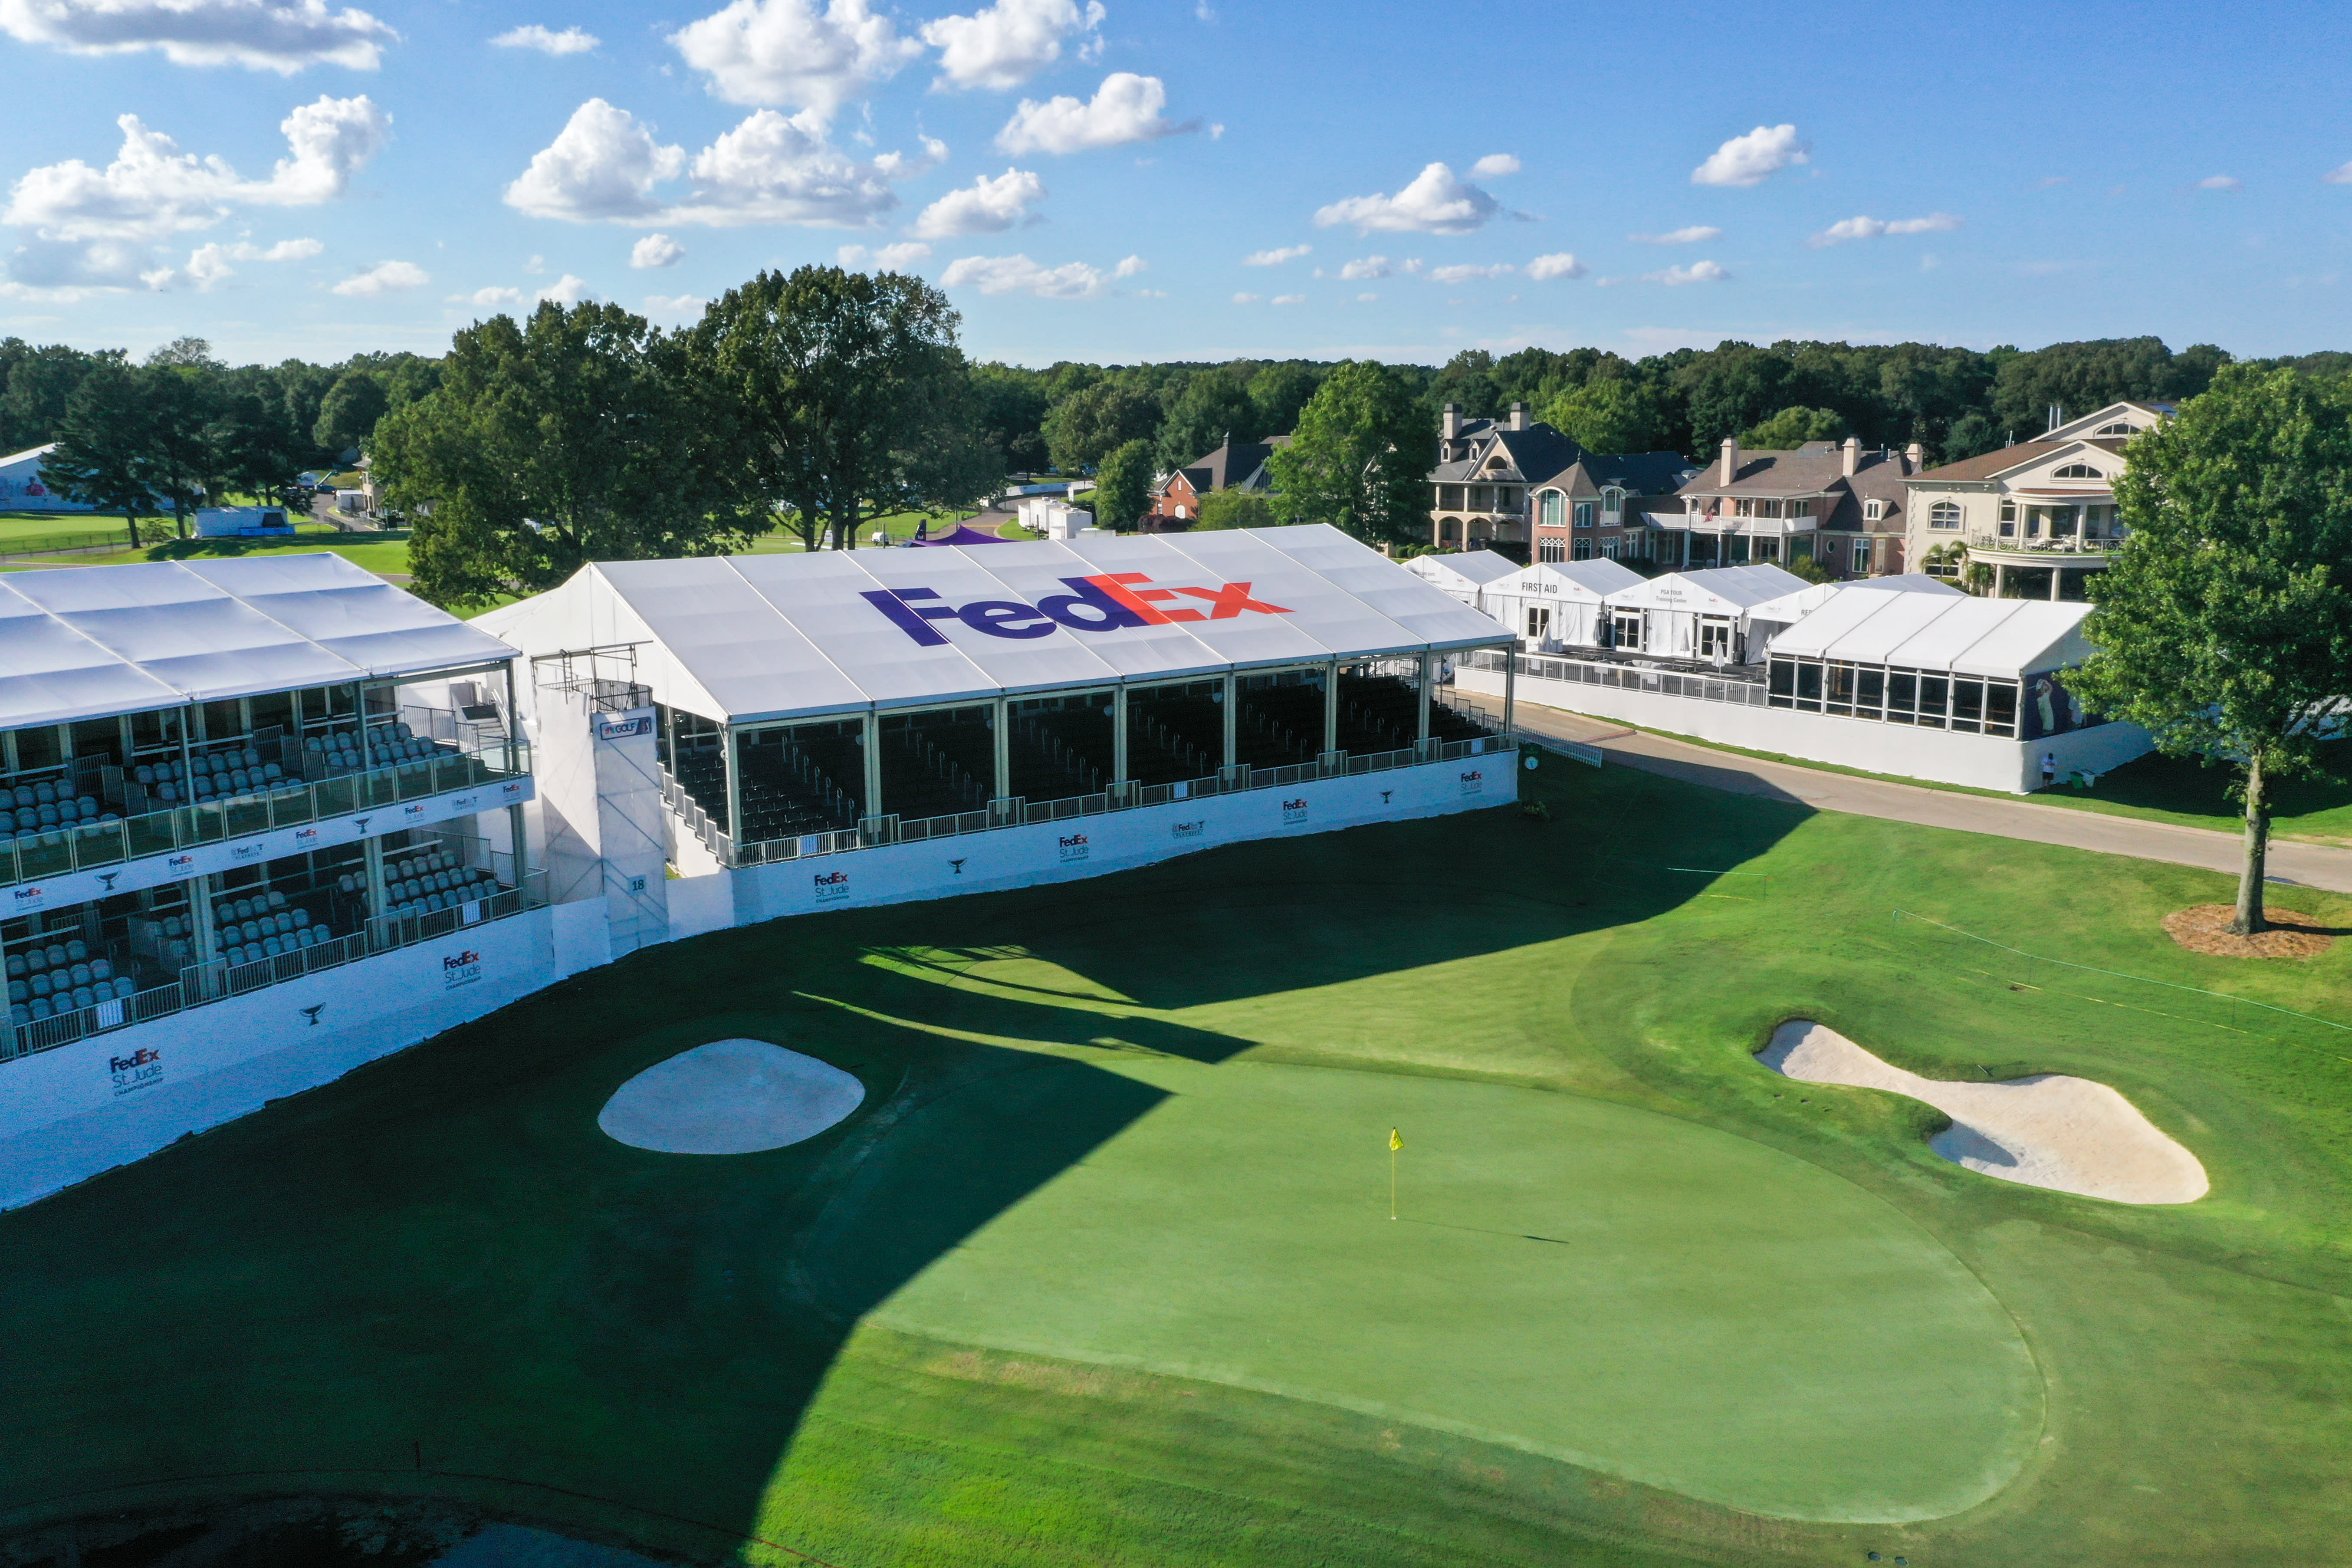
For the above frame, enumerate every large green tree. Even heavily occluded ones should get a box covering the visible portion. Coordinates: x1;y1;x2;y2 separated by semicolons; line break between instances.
374;301;748;605
1088;440;1156;532
138;351;221;539
1267;360;1434;546
312;370;390;457
1155;371;1257;470
1042;380;1161;472
1542;376;1672;454
2068;365;2352;933
690;266;995;552
42;358;154;547
1738;405;1847;448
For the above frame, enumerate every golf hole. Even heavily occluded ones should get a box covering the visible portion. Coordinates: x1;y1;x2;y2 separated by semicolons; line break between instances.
598;1038;864;1154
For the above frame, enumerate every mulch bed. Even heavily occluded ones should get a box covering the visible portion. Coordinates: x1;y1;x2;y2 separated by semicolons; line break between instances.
2162;903;2338;960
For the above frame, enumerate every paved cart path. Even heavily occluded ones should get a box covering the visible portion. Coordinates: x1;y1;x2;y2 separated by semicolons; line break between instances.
1510;701;2352;895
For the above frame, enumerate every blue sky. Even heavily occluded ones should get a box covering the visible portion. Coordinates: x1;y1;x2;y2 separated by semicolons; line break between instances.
3;0;2349;368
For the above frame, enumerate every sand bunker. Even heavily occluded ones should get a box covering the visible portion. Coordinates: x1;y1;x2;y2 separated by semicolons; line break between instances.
598;1039;864;1154
1756;1020;2207;1205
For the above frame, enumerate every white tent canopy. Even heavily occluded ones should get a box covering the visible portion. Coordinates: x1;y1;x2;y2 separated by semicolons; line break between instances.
1742;573;1961;631
477;525;1514;728
1481;559;1645;648
1603;564;1807;617
1403;549;1521;606
1767;592;2095;678
0;553;519;730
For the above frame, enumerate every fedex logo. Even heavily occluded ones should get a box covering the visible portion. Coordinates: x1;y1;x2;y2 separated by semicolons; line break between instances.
109;1048;160;1073
861;574;1291;647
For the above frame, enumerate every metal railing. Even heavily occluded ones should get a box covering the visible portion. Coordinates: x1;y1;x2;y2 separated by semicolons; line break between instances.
3;872;548;1061
0;744;532;891
1463;647;1770;709
1966;531;2119;556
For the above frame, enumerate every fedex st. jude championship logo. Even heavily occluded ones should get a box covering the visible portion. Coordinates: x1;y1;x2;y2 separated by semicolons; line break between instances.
1057;832;1089;863
862;572;1291;644
109;1046;162;1096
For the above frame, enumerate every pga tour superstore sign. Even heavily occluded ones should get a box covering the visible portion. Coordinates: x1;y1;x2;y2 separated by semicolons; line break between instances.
861;572;1291;644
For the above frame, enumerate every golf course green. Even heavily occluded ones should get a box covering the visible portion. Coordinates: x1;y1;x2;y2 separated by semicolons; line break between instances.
2;751;2349;1568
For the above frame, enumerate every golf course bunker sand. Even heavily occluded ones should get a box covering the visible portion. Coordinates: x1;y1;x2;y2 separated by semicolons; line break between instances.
1758;1020;2207;1204
598;1039;863;1154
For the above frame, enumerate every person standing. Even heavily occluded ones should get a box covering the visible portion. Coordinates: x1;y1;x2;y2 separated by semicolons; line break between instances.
2041;751;2058;788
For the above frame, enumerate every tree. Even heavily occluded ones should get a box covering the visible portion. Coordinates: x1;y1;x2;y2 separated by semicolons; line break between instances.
2067;365;2352;934
1267;360;1434;547
313;370;390;456
43;358;154;548
1247;362;1319;437
1991;337;2227;434
689;266;993;553
374;301;750;605
1155;371;1257;471
138;359;219;539
1089;439;1155;531
1191;487;1275;531
1738;405;1847;448
1043;379;1161;472
1543;376;1671;454
970;362;1051;473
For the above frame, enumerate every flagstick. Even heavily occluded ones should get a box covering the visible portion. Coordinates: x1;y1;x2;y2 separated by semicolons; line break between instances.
1390;1144;1396;1220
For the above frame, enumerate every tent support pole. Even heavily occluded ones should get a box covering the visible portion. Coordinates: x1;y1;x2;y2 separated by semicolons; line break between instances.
1113;685;1129;786
1501;646;1516;736
1324;660;1340;756
863;713;883;825
1416;653;1432;743
723;725;742;859
993;699;1011;801
1222;675;1238;772
361;839;386;953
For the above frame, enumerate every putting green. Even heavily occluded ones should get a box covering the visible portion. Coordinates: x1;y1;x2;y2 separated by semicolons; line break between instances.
833;1054;2043;1523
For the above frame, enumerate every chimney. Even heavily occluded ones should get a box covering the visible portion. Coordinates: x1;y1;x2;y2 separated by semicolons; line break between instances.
1905;440;1925;470
1442;402;1461;442
1508;401;1530;431
1842;434;1861;478
1719;436;1739;487
2047;403;2063;434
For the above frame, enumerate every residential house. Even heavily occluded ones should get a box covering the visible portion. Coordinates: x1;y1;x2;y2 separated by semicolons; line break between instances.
1899;401;2168;601
1150;436;1289;529
1427;402;1695;564
1662;436;1922;577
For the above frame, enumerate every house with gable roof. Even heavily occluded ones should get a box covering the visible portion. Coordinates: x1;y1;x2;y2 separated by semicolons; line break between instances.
1899;401;2170;601
1426;402;1696;563
1663;435;1923;578
1147;435;1290;530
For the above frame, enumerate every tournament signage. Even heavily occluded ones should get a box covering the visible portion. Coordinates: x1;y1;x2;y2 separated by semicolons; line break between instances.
862;573;1291;646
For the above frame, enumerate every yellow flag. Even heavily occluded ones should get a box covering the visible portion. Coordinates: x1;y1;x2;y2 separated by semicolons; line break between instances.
1389;1128;1403;1151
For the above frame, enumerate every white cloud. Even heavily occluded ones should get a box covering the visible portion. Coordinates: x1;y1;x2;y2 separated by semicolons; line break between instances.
178;234;319;287
669;0;920;118
506;99;908;228
1630;225;1719;244
1807;212;1961;247
871;135;947;177
0;0;396;72
493;23;597;53
630;232;685;268
1427;262;1512;283
6;95;388;246
1524;251;1585;280
1243;243;1310;266
1270;292;1303;304
1130;286;1166;296
459;285;523;306
940;251;1116;297
1643;260;1728;284
1231;290;1259;303
644;292;706;313
920;0;1102;92
2324;161;2352;185
2196;174;2242;191
1691;124;1807;187
1468;153;1520;179
1113;253;1144;276
1313;162;1507;235
331;257;425;295
536;272;590;304
911;166;1045;238
838;240;932;269
1337;255;1389;280
1355;291;1376;302
995;72;1196;155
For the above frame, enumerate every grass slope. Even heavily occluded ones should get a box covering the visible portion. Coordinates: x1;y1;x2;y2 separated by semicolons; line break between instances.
1;761;2349;1567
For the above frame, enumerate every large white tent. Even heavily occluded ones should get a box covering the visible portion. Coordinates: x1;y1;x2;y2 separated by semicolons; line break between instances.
480;526;1512;726
1600;563;1807;663
1403;549;1521;609
1742;573;1962;659
1479;559;1644;650
0;554;518;729
1766;591;2094;679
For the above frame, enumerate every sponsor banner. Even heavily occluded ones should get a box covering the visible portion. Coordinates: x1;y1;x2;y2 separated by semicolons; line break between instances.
1281;796;1309;826
1;776;535;911
441;947;483;990
108;1045;163;1097
1459;768;1485;796
1056;831;1090;864
862;573;1292;647
1169;819;1206;841
813;869;850;904
596;709;656;743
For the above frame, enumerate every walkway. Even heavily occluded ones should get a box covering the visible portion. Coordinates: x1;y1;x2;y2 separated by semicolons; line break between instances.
1511;703;2352;895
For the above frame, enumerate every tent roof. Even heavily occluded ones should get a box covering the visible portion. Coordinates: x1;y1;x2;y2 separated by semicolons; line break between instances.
1766;592;2094;677
1743;572;1963;627
0;552;519;730
1406;549;1521;588
484;526;1512;726
1485;558;1646;602
1605;563;1807;614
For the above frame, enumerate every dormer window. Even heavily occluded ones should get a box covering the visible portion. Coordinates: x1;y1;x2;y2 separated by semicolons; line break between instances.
1863;499;1884;522
1600;486;1627;514
2052;463;2103;479
2094;423;2137;437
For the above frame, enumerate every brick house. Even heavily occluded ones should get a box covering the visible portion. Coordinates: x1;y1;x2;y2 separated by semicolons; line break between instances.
1149;436;1289;530
1426;402;1695;564
1660;436;1922;578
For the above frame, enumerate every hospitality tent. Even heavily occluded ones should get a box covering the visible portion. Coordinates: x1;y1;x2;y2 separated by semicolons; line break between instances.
477;525;1514;729
0;553;519;730
1742;573;1962;659
1765;593;2102;738
1403;550;1521;610
1479;559;1644;650
1600;563;1807;664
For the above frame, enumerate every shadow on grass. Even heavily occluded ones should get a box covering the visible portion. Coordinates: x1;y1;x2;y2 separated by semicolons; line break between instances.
0;757;1807;1563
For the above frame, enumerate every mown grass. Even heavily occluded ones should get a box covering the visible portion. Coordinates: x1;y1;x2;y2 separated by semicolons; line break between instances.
2;760;2349;1567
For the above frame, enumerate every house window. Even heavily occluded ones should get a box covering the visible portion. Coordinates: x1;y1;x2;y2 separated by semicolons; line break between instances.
2095;423;2137;436
1786;497;1815;518
1537;536;1565;563
1863;499;1884;522
1439;519;1459;542
1572;538;1594;560
1852;537;1872;573
1539;490;1565;527
1929;501;1962;531
1573;502;1595;528
1601;486;1626;517
2052;463;2102;479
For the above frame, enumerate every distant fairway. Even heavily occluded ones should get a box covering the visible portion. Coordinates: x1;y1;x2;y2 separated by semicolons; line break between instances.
852;1053;2039;1522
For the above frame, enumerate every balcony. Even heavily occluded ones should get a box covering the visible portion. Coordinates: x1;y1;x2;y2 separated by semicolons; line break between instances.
1658;509;1820;537
1965;531;2120;563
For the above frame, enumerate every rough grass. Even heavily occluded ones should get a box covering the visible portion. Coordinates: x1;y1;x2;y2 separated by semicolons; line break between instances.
1;761;2349;1567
